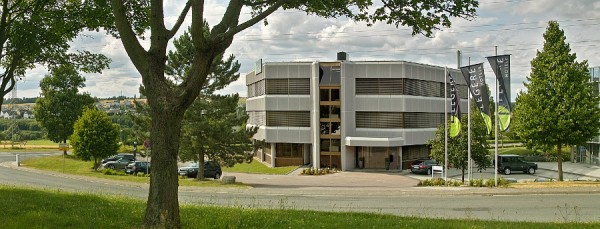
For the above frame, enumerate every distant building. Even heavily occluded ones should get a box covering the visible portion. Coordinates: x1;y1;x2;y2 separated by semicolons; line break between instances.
245;53;468;170
576;66;600;165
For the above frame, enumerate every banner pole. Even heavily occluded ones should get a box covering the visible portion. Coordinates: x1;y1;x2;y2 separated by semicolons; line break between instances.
495;47;499;187
444;67;448;184
467;58;472;184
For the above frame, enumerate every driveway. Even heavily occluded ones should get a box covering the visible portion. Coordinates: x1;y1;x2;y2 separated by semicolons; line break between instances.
224;171;419;190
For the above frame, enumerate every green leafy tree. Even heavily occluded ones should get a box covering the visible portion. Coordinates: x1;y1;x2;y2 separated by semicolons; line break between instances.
34;64;95;155
179;94;257;180
70;107;120;170
98;0;479;227
429;101;490;182
0;1;110;111
512;21;600;181
166;27;256;179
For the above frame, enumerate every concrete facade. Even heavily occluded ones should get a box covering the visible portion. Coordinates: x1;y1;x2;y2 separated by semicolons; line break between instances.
246;55;468;171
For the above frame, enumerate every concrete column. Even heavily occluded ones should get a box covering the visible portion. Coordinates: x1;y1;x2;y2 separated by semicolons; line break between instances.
344;146;355;170
398;146;403;170
311;62;321;169
270;143;276;168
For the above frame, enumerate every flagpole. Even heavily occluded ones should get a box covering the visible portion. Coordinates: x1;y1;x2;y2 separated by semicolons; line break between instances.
494;46;499;187
444;67;448;184
467;57;472;184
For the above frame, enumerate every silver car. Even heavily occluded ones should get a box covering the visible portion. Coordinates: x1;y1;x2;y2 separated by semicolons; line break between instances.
103;158;133;170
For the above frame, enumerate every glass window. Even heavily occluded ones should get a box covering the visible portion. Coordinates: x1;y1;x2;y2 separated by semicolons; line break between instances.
331;89;340;101
319;66;341;86
320;105;330;118
320;89;329;101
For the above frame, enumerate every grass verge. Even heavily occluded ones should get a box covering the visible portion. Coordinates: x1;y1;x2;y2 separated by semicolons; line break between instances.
221;159;298;175
21;155;247;188
510;181;600;189
1;185;598;229
0;139;61;152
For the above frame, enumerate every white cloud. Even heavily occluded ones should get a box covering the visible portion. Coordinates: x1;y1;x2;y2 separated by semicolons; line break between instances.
8;1;600;103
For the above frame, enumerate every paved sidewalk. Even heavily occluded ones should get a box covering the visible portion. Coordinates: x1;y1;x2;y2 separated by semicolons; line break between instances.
537;161;600;180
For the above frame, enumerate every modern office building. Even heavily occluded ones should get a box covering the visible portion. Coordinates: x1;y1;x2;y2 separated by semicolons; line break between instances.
246;53;468;171
576;66;600;165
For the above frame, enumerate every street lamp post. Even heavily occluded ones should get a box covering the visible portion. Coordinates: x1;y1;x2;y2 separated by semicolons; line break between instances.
133;140;138;160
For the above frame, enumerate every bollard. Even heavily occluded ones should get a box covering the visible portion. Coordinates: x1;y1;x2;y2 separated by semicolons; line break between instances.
16;154;20;167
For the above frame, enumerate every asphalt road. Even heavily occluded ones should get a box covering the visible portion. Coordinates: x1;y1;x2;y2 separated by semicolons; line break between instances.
1;153;600;223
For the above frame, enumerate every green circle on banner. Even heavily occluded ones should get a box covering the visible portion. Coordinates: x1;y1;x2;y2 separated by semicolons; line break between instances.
449;116;461;137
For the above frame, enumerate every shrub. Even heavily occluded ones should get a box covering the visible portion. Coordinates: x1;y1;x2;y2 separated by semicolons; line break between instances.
497;177;509;187
450;180;462;186
300;167;337;176
471;178;484;187
432;178;445;186
102;169;127;176
484;178;495;187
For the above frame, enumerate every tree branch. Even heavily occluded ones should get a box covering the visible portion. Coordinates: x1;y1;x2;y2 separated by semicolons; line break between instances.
190;0;205;48
167;1;192;39
242;0;270;7
110;0;149;73
218;0;284;41
211;0;243;35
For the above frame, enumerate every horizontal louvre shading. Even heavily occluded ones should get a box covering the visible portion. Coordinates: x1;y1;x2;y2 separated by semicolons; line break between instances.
247;80;265;98
266;79;288;94
266;111;310;127
265;79;310;95
405;79;442;97
247;111;266;126
288;78;310;94
404;113;444;128
403;145;430;160
356;112;444;129
356;112;403;128
356;78;404;95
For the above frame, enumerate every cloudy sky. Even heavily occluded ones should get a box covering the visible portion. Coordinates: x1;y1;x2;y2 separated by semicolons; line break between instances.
11;0;600;102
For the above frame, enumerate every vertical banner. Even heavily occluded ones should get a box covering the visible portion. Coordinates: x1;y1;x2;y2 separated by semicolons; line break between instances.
487;55;511;131
448;72;461;137
460;63;492;134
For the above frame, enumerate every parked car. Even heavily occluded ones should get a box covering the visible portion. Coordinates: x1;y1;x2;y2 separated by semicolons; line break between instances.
178;161;222;179
126;161;151;175
410;159;438;175
103;158;134;170
497;154;537;175
101;154;135;164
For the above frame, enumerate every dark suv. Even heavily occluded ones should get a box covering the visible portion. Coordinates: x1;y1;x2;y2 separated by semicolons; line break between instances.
178;161;222;179
410;159;438;175
126;161;151;175
497;154;537;175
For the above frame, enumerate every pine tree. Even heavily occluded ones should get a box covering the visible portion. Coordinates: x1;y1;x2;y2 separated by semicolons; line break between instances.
512;21;600;181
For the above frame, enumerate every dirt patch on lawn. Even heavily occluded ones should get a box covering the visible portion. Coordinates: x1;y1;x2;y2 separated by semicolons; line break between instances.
511;181;600;188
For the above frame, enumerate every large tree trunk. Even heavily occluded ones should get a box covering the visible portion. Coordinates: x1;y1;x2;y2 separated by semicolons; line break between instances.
196;152;205;181
557;144;563;181
143;104;184;228
461;168;465;183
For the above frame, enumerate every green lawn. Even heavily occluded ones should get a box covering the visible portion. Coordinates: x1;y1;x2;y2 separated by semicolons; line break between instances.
222;160;299;175
24;139;59;146
1;185;598;229
21;155;247;188
0;139;61;152
491;147;537;156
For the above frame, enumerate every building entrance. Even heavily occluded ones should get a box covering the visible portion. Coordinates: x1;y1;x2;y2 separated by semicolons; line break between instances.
356;146;399;169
